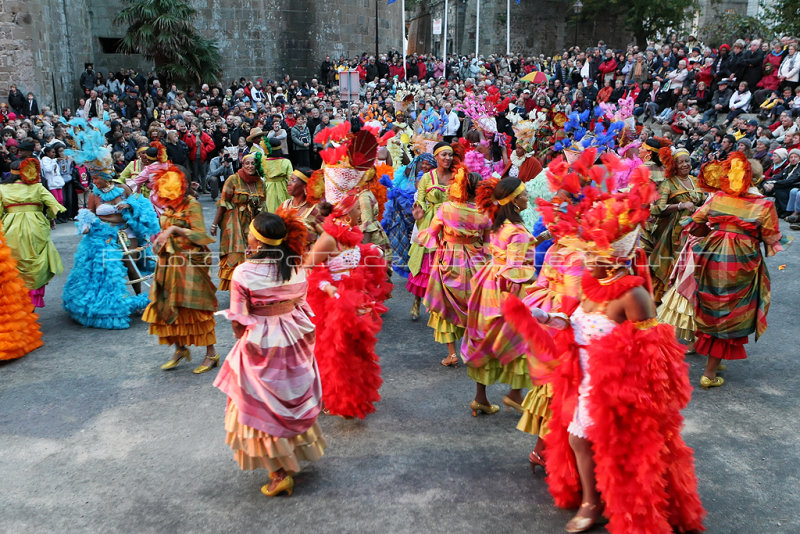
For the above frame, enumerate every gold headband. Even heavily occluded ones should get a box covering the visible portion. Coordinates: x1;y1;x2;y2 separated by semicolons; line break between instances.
497;183;526;205
644;143;661;154
433;146;453;157
673;148;690;158
292;169;309;183
242;154;255;162
249;221;284;246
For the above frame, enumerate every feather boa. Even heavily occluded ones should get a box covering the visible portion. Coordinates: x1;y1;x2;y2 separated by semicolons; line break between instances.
581;271;645;303
542;316;706;533
322;217;364;248
306;244;392;419
464;150;493;180
502;295;558;380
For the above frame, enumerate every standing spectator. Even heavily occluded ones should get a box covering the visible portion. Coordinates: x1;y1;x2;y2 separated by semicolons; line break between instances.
729;40;748;83
183;121;215;193
712;44;732;83
24;93;40;117
7;85;26;117
290;114;311;168
320;56;334;86
597;49;617;85
743;39;765;90
266;120;289;156
165;130;189;166
80;64;96;93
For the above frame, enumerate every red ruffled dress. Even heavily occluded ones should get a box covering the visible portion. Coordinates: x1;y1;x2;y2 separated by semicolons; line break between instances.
306;218;393;419
505;273;706;534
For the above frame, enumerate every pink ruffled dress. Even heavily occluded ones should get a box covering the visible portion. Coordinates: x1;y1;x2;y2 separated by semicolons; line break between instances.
213;259;326;473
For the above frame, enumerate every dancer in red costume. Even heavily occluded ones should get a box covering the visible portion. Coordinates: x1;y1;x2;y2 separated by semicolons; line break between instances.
504;151;705;533
305;194;393;419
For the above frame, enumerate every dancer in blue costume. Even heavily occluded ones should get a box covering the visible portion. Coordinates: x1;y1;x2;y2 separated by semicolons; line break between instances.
380;153;436;277
62;170;159;329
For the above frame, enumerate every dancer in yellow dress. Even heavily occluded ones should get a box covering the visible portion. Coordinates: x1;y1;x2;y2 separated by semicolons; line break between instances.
0;158;65;307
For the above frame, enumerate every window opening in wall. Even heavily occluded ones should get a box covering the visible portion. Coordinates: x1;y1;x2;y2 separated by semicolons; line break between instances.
98;37;123;54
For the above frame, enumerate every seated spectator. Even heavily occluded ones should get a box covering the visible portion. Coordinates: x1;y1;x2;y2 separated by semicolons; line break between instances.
724;81;752;125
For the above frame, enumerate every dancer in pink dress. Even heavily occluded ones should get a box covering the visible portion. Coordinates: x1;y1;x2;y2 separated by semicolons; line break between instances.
214;207;326;498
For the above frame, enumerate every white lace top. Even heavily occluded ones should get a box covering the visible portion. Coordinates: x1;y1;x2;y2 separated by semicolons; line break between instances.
327;247;361;281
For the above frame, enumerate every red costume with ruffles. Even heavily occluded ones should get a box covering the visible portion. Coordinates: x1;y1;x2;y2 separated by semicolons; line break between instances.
306;217;393;419
505;272;706;534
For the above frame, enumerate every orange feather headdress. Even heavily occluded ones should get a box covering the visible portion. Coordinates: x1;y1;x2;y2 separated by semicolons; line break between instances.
274;206;308;262
697;151;753;196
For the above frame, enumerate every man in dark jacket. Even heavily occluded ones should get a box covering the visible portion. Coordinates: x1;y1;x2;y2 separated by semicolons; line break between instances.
742;40;765;90
728;40;747;83
702;79;733;123
377;56;391;80
80;64;96;92
365;57;379;81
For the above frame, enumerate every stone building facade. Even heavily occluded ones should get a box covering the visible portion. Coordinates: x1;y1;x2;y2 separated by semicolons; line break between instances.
1;0;402;112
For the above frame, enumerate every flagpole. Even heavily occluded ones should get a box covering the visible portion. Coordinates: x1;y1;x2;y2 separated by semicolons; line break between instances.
400;0;407;80
506;0;510;56
475;0;480;58
442;0;448;78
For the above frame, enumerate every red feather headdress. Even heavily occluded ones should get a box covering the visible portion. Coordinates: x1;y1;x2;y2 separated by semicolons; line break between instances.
538;150;658;257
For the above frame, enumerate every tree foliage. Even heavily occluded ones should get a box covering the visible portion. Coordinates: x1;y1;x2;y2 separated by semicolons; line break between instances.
700;10;770;47
114;0;222;86
760;0;800;37
576;0;698;47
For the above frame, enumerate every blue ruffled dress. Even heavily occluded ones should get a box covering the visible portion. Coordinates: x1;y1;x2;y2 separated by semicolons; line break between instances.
62;188;159;329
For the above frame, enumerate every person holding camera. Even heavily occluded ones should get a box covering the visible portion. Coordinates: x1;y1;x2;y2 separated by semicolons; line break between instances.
207;151;235;201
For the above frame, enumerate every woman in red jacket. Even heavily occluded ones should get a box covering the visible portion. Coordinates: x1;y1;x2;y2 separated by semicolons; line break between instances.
183;121;216;194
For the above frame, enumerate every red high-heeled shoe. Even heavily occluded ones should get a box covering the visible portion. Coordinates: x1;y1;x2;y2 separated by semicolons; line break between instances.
529;450;545;474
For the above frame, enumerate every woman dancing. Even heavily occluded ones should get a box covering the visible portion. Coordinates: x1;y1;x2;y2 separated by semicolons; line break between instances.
304;194;392;419
279;168;325;248
210;153;266;291
381;153;436;277
418;171;490;367
0;158;65;307
461;176;535;416
689;152;785;388
406;143;456;321
63;170;159;328
141;165;219;374
640;147;706;302
214;209;326;498
504;159;705;533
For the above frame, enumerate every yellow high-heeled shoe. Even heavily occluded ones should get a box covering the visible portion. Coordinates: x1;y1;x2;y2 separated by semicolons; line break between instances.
261;474;294;497
161;348;191;370
470;400;500;417
502;395;524;414
700;375;724;389
192;353;220;374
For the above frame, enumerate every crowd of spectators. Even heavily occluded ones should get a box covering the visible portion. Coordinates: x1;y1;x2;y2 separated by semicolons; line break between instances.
3;32;800;225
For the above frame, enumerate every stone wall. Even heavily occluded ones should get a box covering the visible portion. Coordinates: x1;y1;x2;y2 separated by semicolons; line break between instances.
1;0;402;112
0;0;93;113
